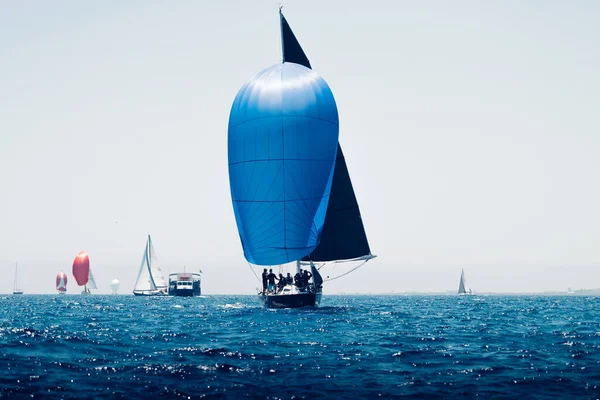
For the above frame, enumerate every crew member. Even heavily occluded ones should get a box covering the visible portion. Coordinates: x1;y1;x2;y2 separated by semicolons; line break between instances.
262;269;268;295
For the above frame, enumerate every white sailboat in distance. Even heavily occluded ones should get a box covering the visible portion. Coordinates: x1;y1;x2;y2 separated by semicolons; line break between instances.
13;263;23;295
133;235;168;296
457;269;474;296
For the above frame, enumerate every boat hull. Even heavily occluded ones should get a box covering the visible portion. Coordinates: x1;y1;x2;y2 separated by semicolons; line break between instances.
133;290;168;296
12;291;23;295
174;288;195;297
262;291;321;309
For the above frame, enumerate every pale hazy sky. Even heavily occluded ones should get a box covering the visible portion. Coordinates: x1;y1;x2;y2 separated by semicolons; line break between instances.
1;1;599;295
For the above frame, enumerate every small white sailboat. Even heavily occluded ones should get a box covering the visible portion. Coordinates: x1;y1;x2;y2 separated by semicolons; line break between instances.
13;263;23;295
457;269;474;296
133;235;168;296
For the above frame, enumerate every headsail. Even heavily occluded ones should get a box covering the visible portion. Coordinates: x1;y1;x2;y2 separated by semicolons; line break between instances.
134;236;156;292
87;268;98;290
303;146;373;262
279;8;311;69
148;236;167;288
134;235;166;293
458;269;467;295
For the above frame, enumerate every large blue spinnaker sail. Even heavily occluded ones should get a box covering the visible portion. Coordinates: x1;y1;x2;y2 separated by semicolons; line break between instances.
228;62;339;266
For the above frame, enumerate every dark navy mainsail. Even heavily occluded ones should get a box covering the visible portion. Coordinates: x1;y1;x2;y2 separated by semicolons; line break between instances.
280;10;311;69
279;10;373;262
302;146;372;262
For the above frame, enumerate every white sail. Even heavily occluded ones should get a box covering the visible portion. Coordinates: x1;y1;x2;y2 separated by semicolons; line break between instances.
87;268;98;290
134;238;155;292
111;278;120;294
13;263;22;293
458;269;471;295
148;237;167;289
133;235;167;294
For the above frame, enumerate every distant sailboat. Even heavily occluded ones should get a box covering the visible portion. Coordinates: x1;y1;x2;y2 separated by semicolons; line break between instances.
227;9;375;308
458;269;474;295
133;235;168;296
111;279;120;295
72;251;97;295
56;271;68;294
13;263;23;295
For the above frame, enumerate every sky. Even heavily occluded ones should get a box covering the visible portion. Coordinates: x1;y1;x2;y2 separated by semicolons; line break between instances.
1;0;599;295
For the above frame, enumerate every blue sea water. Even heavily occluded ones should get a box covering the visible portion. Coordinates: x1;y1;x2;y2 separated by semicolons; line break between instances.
2;295;600;399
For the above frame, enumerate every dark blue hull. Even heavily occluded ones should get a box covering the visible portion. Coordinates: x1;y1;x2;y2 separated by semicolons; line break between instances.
262;292;321;309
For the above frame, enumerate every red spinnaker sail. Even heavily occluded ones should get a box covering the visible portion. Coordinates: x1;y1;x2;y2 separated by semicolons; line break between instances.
72;251;90;286
56;272;68;292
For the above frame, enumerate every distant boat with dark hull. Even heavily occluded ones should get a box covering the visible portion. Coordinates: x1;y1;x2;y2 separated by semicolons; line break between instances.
227;9;375;309
168;272;201;297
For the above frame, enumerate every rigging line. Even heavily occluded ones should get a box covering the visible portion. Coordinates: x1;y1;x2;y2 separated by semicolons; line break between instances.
247;261;262;284
322;259;370;282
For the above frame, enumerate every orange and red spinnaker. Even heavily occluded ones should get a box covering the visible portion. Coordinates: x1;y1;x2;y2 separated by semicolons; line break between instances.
72;251;90;287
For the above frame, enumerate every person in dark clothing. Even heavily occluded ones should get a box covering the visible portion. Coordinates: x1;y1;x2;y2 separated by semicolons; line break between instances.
267;269;278;293
286;273;293;285
277;273;286;292
294;272;302;287
302;269;312;286
262;269;268;295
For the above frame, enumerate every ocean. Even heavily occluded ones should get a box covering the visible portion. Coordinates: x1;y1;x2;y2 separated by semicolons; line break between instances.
1;295;600;399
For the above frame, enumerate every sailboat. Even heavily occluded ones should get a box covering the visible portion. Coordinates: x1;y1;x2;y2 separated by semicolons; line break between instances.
72;251;97;295
457;269;474;296
133;235;168;296
227;9;375;308
56;271;68;294
12;263;23;295
111;278;120;294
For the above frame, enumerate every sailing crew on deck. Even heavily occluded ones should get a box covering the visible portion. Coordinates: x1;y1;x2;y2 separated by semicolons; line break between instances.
286;273;293;285
262;269;268;295
267;269;278;293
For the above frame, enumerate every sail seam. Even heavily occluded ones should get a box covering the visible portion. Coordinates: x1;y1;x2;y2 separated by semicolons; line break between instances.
229;115;338;129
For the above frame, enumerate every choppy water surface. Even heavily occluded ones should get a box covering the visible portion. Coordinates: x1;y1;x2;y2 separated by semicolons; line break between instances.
2;295;600;398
